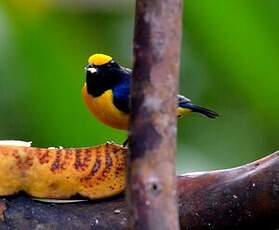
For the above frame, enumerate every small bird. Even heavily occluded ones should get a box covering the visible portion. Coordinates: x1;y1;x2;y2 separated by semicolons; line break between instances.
82;54;218;133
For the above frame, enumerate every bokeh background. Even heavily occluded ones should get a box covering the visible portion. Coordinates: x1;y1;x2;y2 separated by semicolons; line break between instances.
0;0;278;173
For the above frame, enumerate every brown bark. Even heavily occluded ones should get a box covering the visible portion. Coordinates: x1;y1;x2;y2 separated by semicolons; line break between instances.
128;0;183;229
178;151;279;229
0;151;277;229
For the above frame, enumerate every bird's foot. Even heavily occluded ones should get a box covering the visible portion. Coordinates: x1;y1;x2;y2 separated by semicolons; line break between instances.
106;140;115;145
122;138;128;147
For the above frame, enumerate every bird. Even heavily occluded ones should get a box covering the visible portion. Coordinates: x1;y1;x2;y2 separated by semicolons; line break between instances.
82;53;218;136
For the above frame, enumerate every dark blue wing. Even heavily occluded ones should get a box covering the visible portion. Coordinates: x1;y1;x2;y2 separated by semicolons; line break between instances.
113;78;130;113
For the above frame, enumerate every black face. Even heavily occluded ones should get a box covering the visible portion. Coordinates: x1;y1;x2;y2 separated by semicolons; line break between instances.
86;61;123;97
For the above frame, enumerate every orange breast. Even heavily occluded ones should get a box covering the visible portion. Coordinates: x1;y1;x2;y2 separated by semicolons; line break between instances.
82;85;129;130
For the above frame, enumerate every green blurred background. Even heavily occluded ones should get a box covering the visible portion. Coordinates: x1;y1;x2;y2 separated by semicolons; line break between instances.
0;0;278;173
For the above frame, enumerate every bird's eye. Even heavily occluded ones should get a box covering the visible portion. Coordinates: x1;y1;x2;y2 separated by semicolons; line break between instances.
107;61;115;68
107;61;119;69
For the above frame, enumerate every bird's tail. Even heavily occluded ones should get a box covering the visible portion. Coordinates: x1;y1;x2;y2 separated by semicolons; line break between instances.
179;102;219;118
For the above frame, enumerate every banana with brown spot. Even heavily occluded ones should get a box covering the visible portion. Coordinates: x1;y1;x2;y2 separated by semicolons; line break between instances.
0;143;127;199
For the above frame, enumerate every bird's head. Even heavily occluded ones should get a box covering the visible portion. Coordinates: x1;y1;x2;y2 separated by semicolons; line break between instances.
85;53;121;75
85;54;125;97
87;54;112;70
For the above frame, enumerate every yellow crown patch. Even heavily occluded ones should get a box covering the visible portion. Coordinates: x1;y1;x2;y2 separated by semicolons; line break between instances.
88;54;112;66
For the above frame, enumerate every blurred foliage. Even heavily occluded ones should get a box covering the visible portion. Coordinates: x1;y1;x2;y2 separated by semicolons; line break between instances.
0;0;278;172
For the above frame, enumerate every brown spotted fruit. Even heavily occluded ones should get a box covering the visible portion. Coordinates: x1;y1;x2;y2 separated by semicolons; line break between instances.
0;143;126;199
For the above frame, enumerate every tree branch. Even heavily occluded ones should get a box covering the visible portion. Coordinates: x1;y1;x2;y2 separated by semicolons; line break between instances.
0;149;277;229
128;0;182;228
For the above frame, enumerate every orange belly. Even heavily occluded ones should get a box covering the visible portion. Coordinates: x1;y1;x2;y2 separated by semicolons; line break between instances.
82;85;129;130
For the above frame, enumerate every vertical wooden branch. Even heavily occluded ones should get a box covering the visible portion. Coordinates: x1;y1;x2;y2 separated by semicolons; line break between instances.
128;0;182;229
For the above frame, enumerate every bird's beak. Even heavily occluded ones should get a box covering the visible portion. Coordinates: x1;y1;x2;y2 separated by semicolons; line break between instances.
86;66;97;74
